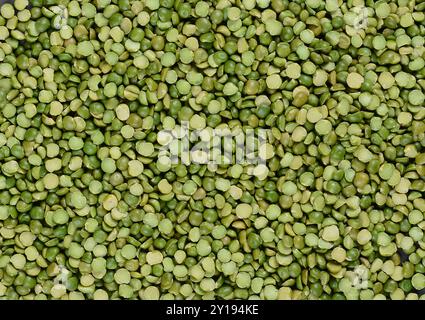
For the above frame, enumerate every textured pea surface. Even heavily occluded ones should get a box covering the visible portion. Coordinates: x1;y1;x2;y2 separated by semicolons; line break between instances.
0;0;424;301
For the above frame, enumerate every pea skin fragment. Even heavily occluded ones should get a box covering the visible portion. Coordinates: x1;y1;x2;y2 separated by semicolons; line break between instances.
0;0;424;302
